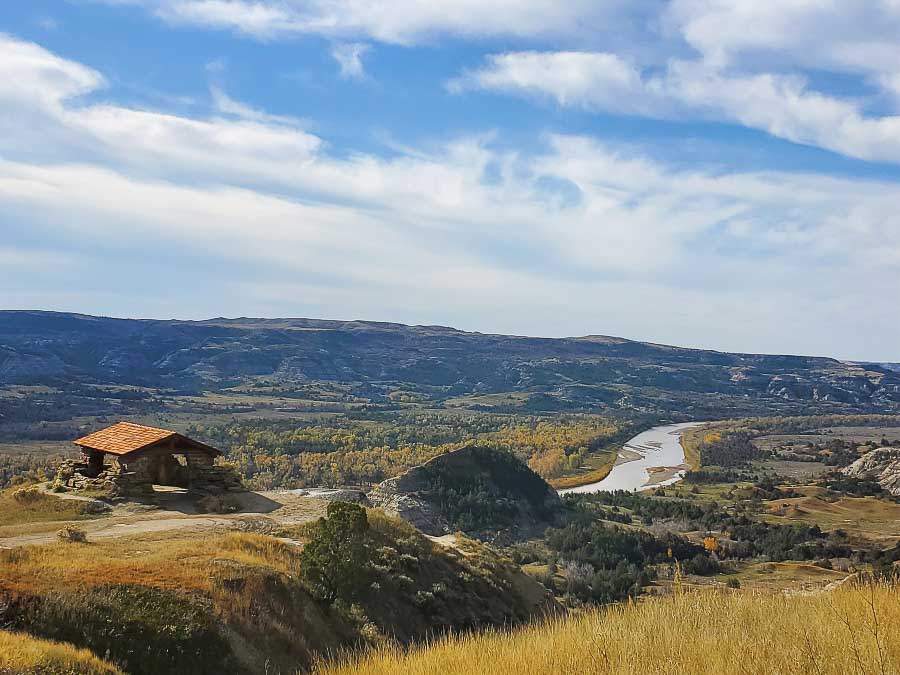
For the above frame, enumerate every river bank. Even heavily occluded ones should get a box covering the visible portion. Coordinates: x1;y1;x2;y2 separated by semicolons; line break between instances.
548;450;618;490
558;422;703;494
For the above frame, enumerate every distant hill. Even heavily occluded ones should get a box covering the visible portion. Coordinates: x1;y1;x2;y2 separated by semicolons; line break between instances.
1;310;898;417
866;362;900;373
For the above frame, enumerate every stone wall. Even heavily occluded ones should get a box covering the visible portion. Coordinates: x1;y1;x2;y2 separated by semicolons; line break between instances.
188;463;244;493
54;458;153;498
54;450;243;499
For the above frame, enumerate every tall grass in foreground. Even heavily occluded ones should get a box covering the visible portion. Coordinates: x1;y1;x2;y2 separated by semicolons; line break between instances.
0;629;123;674
318;582;900;675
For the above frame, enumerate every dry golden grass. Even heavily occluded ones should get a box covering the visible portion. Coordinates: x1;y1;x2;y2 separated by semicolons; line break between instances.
0;485;92;528
0;531;295;596
726;561;848;592
761;490;900;545
319;582;900;675
0;629;123;674
0;531;354;674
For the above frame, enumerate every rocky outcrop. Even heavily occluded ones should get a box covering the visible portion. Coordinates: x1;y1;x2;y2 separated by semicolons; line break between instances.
369;445;564;542
292;488;370;505
368;481;447;535
842;448;900;496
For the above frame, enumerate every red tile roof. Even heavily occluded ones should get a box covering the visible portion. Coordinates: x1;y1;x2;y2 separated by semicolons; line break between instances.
73;421;220;457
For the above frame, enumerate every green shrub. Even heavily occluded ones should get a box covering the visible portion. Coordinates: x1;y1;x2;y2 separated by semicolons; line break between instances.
299;502;371;605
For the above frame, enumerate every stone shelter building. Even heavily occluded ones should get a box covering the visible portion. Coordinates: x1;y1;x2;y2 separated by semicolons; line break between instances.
58;421;241;496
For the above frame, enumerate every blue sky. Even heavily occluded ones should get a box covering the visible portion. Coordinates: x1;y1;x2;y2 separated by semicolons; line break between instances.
1;1;899;360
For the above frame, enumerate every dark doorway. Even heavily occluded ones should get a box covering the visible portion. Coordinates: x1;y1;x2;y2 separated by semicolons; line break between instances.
148;453;190;487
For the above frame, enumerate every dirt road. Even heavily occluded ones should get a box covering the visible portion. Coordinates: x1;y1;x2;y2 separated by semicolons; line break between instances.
0;488;335;549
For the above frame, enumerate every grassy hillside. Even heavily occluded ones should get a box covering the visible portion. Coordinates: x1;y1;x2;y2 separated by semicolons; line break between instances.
0;509;552;674
0;484;97;528
0;629;123;674
320;581;900;675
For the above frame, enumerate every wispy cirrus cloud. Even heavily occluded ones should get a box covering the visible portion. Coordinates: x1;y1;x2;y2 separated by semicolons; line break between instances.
90;0;650;45
330;42;369;79
450;51;900;164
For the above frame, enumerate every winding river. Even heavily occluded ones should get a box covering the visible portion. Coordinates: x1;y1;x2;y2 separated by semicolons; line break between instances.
559;422;703;495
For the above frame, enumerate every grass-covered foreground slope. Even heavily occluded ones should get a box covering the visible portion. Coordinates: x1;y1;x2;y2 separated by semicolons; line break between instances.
320;582;900;675
0;629;122;674
0;509;552;675
0;484;98;529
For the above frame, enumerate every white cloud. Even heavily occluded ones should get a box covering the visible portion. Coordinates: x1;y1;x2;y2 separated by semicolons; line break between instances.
330;42;369;79
453;51;900;164
0;33;104;105
91;2;900;163
103;1;900;85
92;0;640;44
448;52;654;114
1;34;899;359
0;37;323;183
666;0;900;77
210;85;304;126
157;0;294;38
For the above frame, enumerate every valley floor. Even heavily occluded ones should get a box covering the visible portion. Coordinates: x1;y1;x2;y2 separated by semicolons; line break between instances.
3;413;900;674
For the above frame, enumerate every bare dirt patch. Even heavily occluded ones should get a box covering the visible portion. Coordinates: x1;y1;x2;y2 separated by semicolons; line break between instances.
0;489;332;550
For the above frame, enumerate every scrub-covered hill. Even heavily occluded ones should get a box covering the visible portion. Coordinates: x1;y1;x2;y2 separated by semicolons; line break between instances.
369;445;564;541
